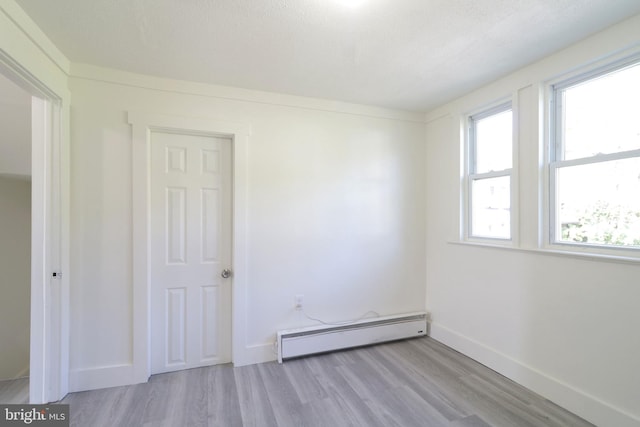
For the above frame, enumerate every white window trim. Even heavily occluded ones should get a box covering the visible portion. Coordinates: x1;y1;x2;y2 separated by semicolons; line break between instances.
462;99;517;245
545;53;640;258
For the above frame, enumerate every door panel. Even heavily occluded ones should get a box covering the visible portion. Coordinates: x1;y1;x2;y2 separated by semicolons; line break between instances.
201;286;220;359
166;287;186;366
150;131;232;375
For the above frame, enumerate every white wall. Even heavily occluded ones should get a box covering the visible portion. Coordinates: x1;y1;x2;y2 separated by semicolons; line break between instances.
0;73;31;176
68;68;426;389
0;58;31;382
0;176;31;380
425;14;640;427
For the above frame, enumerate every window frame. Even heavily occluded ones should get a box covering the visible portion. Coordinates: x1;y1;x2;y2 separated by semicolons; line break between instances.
464;101;515;244
548;54;640;254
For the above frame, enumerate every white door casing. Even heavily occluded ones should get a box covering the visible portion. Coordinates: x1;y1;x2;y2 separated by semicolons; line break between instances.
150;132;232;374
129;112;250;383
0;50;68;403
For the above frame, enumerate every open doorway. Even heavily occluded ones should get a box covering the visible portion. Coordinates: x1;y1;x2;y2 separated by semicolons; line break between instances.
0;50;67;403
0;72;32;403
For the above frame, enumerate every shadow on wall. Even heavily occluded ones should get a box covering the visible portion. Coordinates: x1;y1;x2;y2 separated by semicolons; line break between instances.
0;72;32;381
0;176;31;380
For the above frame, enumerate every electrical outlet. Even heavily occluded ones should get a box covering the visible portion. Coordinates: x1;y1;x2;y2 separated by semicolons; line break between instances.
294;294;304;311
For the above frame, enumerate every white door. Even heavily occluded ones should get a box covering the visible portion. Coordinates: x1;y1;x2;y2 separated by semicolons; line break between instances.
150;131;232;375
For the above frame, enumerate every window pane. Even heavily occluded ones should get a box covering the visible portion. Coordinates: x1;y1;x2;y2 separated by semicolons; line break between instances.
562;63;640;160
475;109;512;173
557;157;640;247
471;176;510;239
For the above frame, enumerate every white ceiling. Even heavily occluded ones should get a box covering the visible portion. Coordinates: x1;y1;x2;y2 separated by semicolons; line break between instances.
15;0;640;112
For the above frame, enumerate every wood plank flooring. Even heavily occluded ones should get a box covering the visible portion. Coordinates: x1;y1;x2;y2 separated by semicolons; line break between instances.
0;377;28;404
51;337;594;426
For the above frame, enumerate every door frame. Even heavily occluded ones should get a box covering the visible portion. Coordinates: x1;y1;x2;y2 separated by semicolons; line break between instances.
128;112;250;381
0;50;68;403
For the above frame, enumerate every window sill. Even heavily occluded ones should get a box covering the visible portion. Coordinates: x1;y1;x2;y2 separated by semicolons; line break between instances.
449;240;640;265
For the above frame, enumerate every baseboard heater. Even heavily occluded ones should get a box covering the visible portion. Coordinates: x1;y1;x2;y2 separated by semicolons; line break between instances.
277;311;427;363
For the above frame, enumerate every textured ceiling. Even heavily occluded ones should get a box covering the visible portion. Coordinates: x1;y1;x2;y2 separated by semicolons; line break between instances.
15;0;640;112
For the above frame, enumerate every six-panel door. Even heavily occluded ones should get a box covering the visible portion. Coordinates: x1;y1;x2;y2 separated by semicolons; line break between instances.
150;131;232;374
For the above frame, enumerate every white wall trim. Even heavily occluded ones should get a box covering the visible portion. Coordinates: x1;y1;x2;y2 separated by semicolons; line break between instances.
128;112;251;384
32;95;64;403
69;364;139;393
0;0;70;76
71;64;425;123
235;343;277;367
430;322;640;427
27;97;47;403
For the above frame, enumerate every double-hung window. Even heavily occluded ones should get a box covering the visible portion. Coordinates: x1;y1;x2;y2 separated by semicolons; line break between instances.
551;57;640;249
467;103;513;241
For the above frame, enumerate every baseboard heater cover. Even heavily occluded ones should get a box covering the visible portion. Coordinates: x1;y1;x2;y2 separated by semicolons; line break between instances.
277;311;427;363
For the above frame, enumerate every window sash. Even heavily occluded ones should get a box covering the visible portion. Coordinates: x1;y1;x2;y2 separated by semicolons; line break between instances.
550;153;640;243
549;54;640;250
468;171;512;240
466;102;513;241
469;169;512;180
551;56;640;163
550;148;640;169
469;102;512;174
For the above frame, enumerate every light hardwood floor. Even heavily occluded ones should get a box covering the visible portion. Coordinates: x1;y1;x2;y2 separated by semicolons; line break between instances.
55;337;594;427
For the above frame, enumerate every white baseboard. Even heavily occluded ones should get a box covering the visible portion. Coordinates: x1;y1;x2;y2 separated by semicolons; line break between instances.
69;364;143;393
233;342;276;367
430;322;640;427
69;343;277;393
